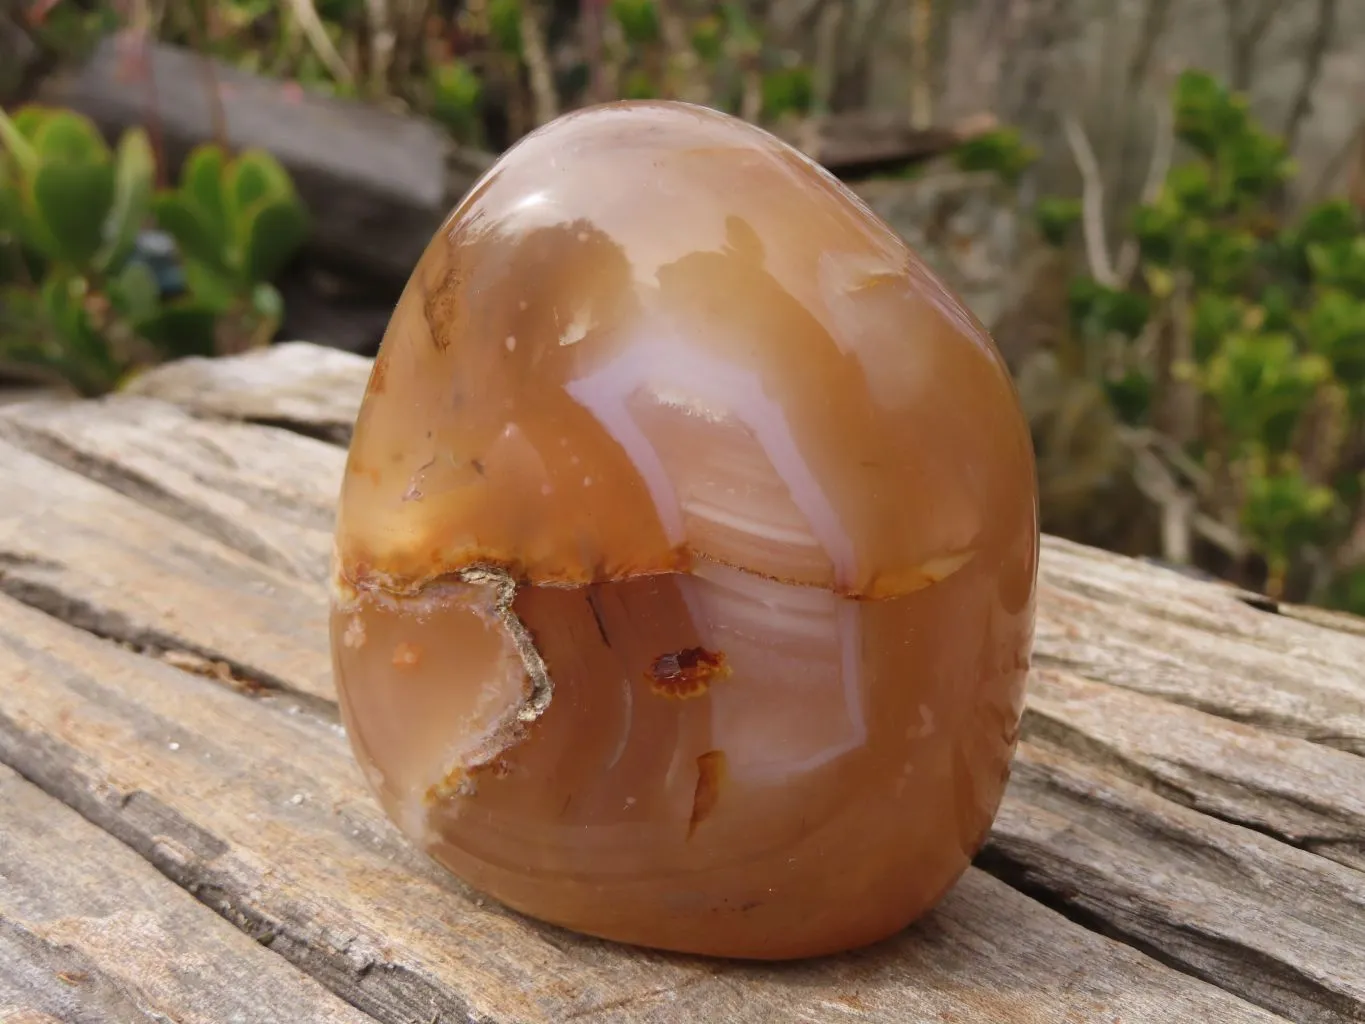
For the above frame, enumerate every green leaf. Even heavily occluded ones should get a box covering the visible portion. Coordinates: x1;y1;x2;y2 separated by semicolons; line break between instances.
610;0;659;45
721;3;761;54
953;128;1038;185
181;145;229;245
0;160;21;234
0;107;39;178
316;0;366;21
1104;369;1153;426
39;272;77;335
487;0;523;54
1131;192;1183;251
96;127;156;272
1190;291;1244;363
1302;288;1365;384
241;199;308;283
1068;278;1151;340
1201;332;1328;452
225;149;293;219
1181;223;1259;289
1036;197;1082;247
11;106;54;145
690;15;724;62
134;299;220;357
1260;286;1295;332
1164;162;1216;216
1241;465;1337;571
182;259;237;313
152;193;231;276
430;60;482;138
1294;200;1362;250
32;110;109;164
109;260;161;323
1307;236;1365;291
761;65;814;121
37;270;120;394
1172;69;1249;158
31;159;118;267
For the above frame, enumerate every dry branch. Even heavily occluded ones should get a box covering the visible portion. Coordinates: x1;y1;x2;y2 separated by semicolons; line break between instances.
1062;113;1120;288
287;0;355;87
1223;0;1280;90
518;3;558;129
1283;0;1338;153
1127;0;1174;87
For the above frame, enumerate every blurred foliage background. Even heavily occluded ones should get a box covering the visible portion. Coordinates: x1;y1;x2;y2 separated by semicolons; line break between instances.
2;0;1364;615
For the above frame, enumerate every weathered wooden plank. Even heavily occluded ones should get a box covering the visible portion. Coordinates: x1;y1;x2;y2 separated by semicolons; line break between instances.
984;742;1365;1024
1036;537;1365;754
0;394;341;583
122;341;371;442
0;594;1287;1024
0;435;332;703
0;764;376;1024
1024;669;1365;872
36;38;492;283
773;111;998;175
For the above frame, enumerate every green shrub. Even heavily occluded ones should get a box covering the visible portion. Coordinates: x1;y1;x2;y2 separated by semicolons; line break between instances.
137;0;815;146
952;127;1038;185
430;60;484;142
1038;70;1365;609
0;104;307;395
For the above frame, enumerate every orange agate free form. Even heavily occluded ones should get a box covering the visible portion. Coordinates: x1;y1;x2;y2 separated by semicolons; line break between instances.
330;100;1038;960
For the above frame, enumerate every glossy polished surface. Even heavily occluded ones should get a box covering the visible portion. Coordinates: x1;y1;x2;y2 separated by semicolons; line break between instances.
330;100;1039;960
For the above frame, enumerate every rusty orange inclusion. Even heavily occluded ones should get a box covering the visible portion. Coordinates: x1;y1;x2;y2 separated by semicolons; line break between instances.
329;100;1038;960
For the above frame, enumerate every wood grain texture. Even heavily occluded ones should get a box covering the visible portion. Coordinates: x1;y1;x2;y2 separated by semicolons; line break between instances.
0;593;1287;1024
1023;669;1365;872
122;341;373;443
0;394;342;583
0;435;333;703
986;742;1365;1024
1037;537;1365;755
0;764;375;1024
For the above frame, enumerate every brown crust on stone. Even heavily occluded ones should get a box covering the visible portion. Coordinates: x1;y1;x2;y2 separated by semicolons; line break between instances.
334;544;978;603
421;266;462;352
365;349;389;396
645;647;730;699
688;750;728;838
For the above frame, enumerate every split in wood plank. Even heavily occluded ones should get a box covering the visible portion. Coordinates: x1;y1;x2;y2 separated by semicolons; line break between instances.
0;764;375;1024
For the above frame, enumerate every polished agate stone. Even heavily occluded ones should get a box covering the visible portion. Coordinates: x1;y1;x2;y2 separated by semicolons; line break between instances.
329;100;1038;960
